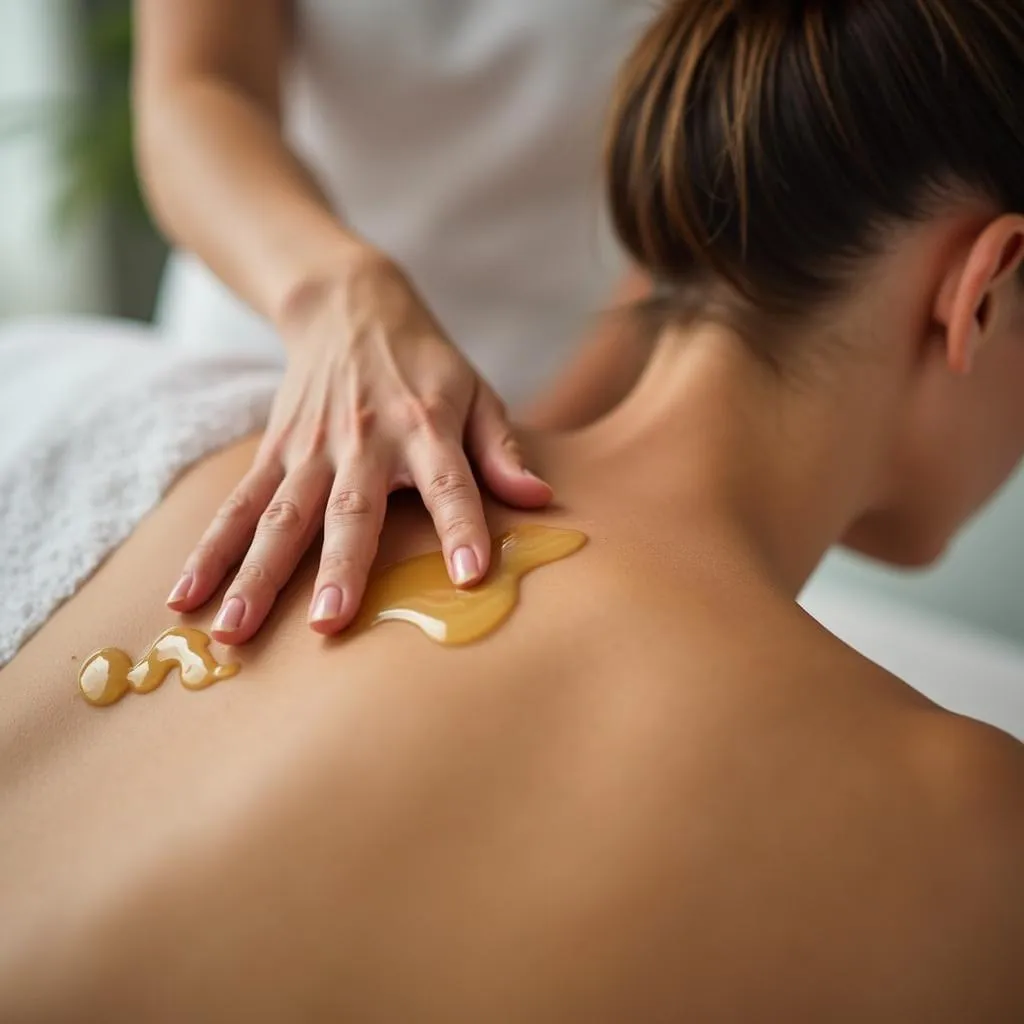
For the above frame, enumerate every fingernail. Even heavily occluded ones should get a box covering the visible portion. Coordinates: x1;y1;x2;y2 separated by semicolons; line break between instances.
213;597;245;633
451;546;479;586
166;571;193;605
311;586;343;623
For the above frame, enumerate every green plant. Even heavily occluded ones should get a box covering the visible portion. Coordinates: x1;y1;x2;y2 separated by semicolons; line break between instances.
0;0;146;229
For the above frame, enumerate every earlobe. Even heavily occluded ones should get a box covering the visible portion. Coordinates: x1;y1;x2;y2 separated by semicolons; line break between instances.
937;215;1024;376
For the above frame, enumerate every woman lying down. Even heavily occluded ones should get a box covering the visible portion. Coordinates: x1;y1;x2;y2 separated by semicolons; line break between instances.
3;1;1024;1019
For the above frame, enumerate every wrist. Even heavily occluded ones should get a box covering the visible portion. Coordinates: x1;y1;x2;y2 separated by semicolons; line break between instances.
271;235;395;337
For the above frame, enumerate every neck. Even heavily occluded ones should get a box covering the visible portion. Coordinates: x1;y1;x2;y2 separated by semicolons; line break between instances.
528;324;905;596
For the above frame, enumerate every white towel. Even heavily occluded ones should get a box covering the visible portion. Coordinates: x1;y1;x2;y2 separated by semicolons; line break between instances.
0;317;281;667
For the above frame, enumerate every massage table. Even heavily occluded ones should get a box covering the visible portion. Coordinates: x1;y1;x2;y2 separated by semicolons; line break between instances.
801;581;1024;742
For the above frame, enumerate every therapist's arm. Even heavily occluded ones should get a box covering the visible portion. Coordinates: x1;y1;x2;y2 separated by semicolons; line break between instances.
134;0;551;646
133;0;351;321
519;269;654;430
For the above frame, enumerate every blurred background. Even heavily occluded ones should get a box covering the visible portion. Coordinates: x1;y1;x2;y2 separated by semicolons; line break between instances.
1;0;1022;645
0;0;164;323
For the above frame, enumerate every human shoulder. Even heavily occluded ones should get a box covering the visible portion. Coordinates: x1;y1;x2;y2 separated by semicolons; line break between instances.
910;714;1024;950
919;714;1024;1008
913;713;1024;826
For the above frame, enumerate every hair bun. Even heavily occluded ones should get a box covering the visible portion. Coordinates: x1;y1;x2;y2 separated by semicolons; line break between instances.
734;0;819;20
607;0;1024;317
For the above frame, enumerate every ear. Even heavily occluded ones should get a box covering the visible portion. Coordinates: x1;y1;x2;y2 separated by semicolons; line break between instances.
934;214;1024;375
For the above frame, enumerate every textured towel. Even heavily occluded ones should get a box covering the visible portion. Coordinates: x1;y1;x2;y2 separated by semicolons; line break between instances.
0;317;280;666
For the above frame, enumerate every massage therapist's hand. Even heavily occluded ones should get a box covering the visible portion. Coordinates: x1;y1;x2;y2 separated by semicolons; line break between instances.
166;251;553;643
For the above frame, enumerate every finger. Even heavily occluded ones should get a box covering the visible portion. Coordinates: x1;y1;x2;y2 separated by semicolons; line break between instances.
167;461;284;612
211;460;331;644
308;462;388;635
409;441;491;588
467;386;553;509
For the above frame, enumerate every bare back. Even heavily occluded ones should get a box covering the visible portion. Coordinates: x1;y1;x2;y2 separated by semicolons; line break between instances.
2;438;1022;1022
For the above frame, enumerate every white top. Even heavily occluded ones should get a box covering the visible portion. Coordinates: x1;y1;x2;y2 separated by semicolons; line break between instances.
155;0;652;405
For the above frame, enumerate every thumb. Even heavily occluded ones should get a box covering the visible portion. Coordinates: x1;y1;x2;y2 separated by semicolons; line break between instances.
467;385;553;509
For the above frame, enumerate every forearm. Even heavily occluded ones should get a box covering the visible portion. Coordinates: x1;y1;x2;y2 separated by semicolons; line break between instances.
135;75;369;326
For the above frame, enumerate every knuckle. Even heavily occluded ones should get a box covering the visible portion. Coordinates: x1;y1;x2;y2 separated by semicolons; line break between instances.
504;442;524;468
319;550;360;578
440;513;476;542
233;560;279;593
298;411;336;463
346;402;378;442
299;420;330;456
427;469;474;504
191;539;225;569
393;398;428;434
216;488;257;527
325;488;374;524
259;498;305;534
395;394;454;436
287;445;329;476
421;392;454;423
497;430;520;457
255;434;286;465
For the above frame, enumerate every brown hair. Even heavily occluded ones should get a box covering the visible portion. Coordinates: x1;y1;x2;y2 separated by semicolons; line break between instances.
607;0;1024;336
